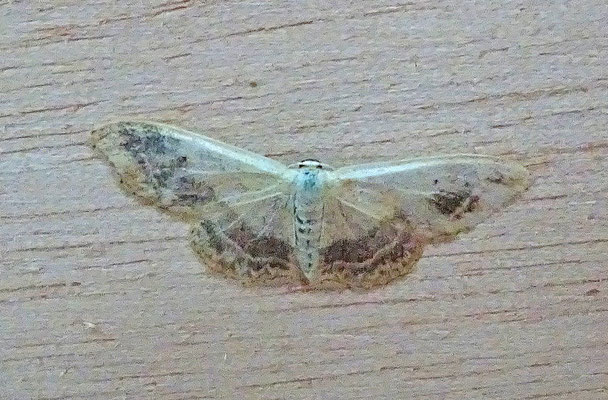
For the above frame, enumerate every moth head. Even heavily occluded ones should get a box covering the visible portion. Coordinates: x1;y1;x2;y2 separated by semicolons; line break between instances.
291;159;334;170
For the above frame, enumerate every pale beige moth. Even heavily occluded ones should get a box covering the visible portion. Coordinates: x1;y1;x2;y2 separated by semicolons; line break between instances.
91;121;530;289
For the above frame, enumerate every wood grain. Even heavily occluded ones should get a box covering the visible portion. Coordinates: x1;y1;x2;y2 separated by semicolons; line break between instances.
1;1;607;399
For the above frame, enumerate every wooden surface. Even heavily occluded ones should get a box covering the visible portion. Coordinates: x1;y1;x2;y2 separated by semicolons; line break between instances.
1;1;607;399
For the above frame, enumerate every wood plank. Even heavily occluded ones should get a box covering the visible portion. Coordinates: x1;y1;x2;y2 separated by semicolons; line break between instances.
1;1;606;399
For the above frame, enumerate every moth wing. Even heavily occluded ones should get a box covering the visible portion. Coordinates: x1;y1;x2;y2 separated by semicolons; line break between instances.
93;121;302;285
91;121;296;219
317;178;426;288
190;190;303;285
328;155;530;242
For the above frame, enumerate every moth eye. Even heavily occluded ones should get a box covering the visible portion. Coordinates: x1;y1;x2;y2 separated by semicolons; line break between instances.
316;165;322;169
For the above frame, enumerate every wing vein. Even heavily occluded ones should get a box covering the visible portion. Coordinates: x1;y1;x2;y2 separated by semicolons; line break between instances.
333;196;384;221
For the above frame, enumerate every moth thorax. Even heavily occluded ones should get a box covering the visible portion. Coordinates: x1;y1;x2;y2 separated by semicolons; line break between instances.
293;167;326;207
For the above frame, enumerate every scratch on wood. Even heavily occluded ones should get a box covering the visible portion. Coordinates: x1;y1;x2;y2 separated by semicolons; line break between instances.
528;194;568;201
239;365;404;389
363;3;439;17
10;236;184;253
479;46;510;58
467;259;584;273
150;0;192;17
20;101;101;115
224;20;320;38
417;85;592;110
0;142;85;156
0;281;82;294
0;205;130;221
426;238;608;258
162;52;192;61
77;259;152;270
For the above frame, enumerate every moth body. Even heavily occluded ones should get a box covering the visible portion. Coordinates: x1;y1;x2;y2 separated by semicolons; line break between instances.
290;160;330;282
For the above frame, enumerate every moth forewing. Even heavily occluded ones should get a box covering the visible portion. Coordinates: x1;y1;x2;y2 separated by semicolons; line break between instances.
91;121;292;215
330;155;530;242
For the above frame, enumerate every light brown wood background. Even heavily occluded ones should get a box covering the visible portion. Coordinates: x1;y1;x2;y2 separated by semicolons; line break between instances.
1;1;607;399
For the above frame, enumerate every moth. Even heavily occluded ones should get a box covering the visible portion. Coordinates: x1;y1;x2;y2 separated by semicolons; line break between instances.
91;121;530;289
